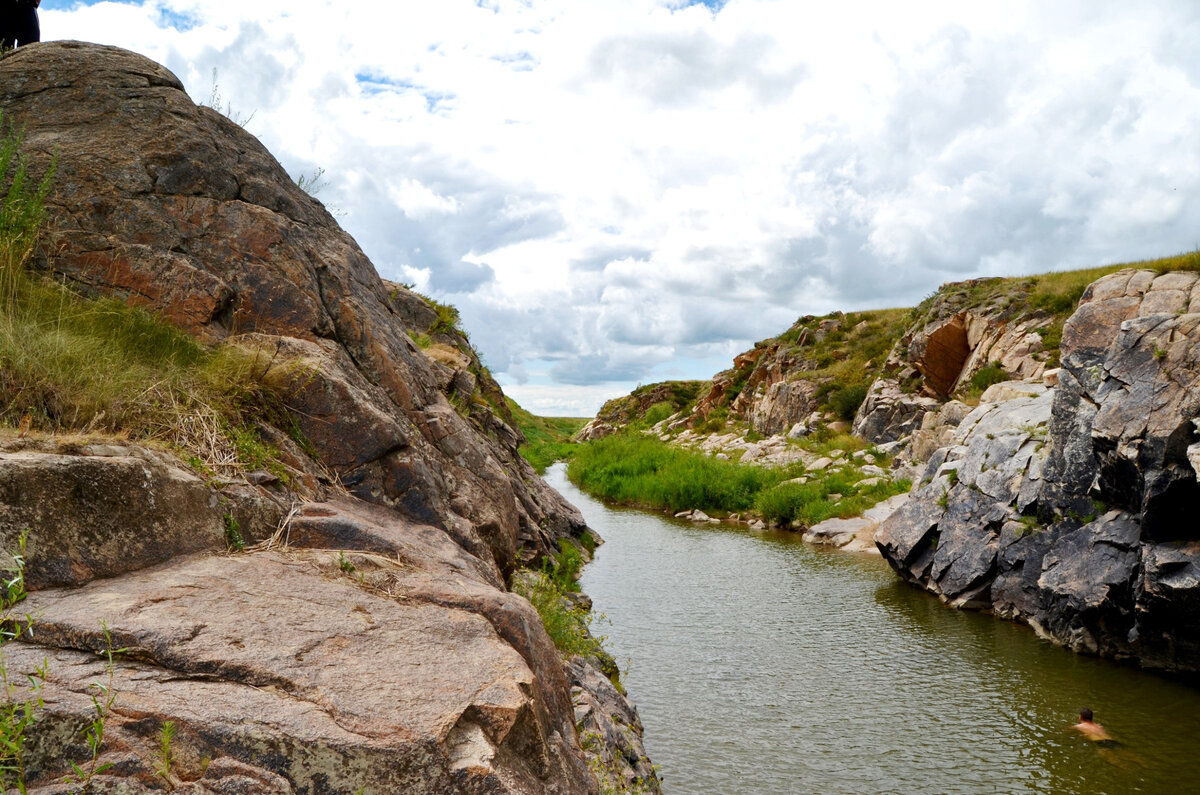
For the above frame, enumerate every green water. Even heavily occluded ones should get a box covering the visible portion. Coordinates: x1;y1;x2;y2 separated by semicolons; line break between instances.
545;465;1200;794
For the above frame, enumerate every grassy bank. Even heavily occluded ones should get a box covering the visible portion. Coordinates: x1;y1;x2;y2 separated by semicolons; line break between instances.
506;397;587;472
567;433;908;527
0;116;292;477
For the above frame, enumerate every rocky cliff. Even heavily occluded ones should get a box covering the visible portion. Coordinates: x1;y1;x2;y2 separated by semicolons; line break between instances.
0;41;656;793
876;268;1200;673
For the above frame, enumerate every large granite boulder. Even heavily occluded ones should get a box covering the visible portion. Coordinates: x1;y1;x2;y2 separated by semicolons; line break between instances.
877;269;1200;673
0;42;655;792
851;377;940;444
750;379;818;437
0;41;587;575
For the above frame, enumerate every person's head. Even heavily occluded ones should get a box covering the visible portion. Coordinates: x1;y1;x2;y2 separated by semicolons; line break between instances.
1079;708;1094;722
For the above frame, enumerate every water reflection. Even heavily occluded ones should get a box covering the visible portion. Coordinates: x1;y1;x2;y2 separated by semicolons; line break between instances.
547;465;1200;794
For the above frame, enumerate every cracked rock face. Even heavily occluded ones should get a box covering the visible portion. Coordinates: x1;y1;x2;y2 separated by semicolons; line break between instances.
0;41;586;574
0;42;639;792
3;488;594;794
877;269;1200;672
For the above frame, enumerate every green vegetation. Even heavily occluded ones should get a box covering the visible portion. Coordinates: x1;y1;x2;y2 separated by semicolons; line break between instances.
0;116;294;480
568;429;908;529
967;363;1010;394
541;539;585;593
512;570;607;660
828;382;869;421
754;473;908;527
593;380;707;430
0;532;40;794
65;624;122;790
154;721;176;787
755;307;911;421
506;397;587;473
568;434;775;514
222;513;245;552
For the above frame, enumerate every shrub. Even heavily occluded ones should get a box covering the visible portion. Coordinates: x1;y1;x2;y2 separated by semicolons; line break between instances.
512;571;606;659
637;401;675;429
0;117;296;478
828;383;869;421
968;363;1009;393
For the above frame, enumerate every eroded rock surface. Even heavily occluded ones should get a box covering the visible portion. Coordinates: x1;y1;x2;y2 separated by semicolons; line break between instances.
0;42;652;793
877;269;1200;672
0;41;586;575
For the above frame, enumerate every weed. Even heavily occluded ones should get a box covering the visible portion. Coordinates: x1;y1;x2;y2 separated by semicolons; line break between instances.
542;540;584;593
828;383;868;421
154;720;176;788
64;623;125;791
223;513;245;552
201;68;255;128
295;166;326;196
0;531;41;794
338;551;355;575
512;571;607;660
967;363;1009;394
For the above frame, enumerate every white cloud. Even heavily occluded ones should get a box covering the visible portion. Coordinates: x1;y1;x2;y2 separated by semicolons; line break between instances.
37;0;1200;413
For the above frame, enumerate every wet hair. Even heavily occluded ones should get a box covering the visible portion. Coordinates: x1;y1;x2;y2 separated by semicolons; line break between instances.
1079;708;1094;722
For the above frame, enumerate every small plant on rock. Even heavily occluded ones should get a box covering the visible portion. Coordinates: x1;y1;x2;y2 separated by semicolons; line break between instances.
154;720;176;788
223;513;245;552
0;531;43;794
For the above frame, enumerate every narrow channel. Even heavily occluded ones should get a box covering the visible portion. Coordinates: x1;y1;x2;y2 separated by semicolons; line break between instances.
545;464;1200;794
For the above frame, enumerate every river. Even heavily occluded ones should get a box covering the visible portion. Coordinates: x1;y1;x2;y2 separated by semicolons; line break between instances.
543;464;1200;794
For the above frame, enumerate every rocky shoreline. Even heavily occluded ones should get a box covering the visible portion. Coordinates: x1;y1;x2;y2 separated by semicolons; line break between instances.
876;269;1200;674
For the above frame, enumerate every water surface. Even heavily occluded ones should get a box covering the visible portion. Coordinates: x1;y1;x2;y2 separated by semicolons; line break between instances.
544;465;1200;794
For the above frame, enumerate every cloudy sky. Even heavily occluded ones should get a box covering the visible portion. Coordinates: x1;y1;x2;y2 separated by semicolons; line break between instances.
38;0;1200;415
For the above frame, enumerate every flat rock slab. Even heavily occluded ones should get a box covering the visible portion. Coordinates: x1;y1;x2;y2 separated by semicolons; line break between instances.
12;549;588;794
804;517;874;547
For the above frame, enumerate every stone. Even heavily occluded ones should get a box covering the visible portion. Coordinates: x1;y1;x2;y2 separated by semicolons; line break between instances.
751;379;819;437
909;315;972;397
852;378;940;444
567;658;656;793
11;547;592;794
808;457;833;472
1034;513;1142;656
877;269;1200;672
0;42;649;791
1134;542;1200;671
0;444;283;589
804;517;873;547
862;494;909;525
0;42;589;577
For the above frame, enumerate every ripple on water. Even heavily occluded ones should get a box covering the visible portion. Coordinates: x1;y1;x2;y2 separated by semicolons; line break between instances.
547;466;1200;795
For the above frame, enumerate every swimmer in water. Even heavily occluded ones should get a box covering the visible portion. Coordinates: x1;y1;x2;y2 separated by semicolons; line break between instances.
1071;708;1119;747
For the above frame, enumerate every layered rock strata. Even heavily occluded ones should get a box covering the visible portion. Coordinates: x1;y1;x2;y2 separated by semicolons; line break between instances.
876;270;1200;673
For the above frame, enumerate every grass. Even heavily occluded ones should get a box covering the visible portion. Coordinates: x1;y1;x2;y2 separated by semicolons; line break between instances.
0;115;295;478
568;434;778;514
506;397;588;473
754;473;909;527
592;380;708;430
568;431;908;528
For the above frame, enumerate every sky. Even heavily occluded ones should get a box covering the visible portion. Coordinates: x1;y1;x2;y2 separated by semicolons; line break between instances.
36;0;1200;415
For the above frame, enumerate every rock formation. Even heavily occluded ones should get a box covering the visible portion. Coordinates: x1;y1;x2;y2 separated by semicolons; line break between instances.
876;269;1200;673
0;41;656;793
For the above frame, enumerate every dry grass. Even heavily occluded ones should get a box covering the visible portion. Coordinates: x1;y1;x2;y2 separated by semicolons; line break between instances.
0;115;298;480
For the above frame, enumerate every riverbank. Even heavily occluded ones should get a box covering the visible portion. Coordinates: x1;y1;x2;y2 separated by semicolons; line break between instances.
555;464;1200;794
